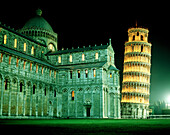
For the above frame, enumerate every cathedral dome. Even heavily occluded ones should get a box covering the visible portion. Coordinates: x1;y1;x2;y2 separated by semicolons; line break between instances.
21;9;53;32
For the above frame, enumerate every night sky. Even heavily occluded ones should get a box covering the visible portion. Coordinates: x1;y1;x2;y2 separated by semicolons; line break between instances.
0;2;169;104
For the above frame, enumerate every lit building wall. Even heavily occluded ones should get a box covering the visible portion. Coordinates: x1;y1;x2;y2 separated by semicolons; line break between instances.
121;27;152;119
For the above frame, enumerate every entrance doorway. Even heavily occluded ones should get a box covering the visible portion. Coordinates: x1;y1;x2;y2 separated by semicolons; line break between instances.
86;108;91;117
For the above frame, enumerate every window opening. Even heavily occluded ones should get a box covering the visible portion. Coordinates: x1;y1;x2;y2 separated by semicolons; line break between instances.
70;71;72;79
16;58;19;67
133;35;135;41
33;85;36;94
31;46;34;55
0;54;3;62
95;52;99;59
14;39;17;48
42;67;44;74
78;70;80;78
58;56;61;63
54;90;56;97
141;35;144;41
36;64;38;73
85;70;88;78
23;60;26;69
70;55;72;62
9;56;11;65
20;82;23;92
93;69;96;77
24;43;26;52
110;73;112;78
30;63;32;71
141;45;143;52
72;91;75;101
4;35;7;44
45;88;47;96
5;79;8;90
82;54;85;61
49;70;51;77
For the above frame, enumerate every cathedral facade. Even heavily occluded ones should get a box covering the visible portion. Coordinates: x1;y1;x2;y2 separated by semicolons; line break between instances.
0;9;120;119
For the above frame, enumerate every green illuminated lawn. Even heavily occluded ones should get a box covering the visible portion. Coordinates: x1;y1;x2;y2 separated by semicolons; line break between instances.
1;119;170;134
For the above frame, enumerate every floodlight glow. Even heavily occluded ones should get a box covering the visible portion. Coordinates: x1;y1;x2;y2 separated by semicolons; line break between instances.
167;95;170;103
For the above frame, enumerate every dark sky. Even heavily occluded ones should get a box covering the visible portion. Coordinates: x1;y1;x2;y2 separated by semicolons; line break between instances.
0;2;170;104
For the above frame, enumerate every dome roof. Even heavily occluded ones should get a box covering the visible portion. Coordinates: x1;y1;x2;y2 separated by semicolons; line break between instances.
22;9;53;32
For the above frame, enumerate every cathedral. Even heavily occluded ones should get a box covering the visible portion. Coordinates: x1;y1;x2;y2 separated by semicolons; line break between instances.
0;9;121;119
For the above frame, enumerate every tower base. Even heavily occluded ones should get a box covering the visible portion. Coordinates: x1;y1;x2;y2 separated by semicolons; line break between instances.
121;103;149;119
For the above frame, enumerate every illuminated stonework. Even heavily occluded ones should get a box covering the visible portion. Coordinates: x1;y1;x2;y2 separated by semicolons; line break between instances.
0;9;120;119
121;27;152;119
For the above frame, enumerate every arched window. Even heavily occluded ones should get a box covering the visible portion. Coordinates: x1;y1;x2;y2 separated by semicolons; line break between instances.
14;39;17;48
78;70;80;78
4;35;7;44
69;55;72;62
58;56;61;63
93;69;96;77
36;64;38;73
82;54;85;61
54;90;56;97
72;91;74;101
5;79;8;90
137;32;139;36
24;43;26;52
85;70;88;78
110;73;112;78
20;82;23;92
41;66;44;74
141;45;144;52
31;46;34;55
95;52;99;60
70;71;72;79
133;35;135;41
45;88;47;96
141;35;144;41
33;85;36;94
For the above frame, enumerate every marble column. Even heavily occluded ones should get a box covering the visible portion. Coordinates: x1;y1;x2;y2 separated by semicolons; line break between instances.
22;82;26;116
0;76;4;116
75;90;77;117
8;80;11;116
16;79;19;116
100;87;104;118
35;82;39;117
29;82;33;116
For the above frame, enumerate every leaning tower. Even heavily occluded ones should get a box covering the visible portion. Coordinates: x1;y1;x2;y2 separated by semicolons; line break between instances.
121;26;152;119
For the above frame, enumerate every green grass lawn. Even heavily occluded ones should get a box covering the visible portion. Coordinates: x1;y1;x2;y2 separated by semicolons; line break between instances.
1;119;170;134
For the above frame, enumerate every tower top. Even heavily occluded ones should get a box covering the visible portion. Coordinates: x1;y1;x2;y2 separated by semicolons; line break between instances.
109;38;112;45
36;9;42;16
128;27;149;34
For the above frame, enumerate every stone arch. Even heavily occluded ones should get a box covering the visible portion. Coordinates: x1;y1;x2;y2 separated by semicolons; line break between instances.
62;88;68;93
12;77;18;85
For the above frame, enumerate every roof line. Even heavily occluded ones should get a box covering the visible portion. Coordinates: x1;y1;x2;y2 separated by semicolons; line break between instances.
0;23;46;47
46;44;110;55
